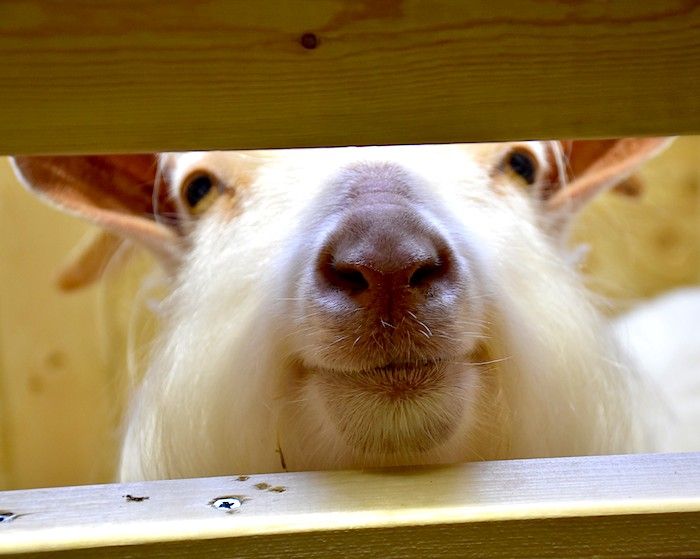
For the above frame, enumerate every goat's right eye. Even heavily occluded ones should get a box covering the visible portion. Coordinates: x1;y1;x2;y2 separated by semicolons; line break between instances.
181;171;220;215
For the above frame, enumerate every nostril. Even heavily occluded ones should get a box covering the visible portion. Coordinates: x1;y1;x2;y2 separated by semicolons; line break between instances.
408;257;448;289
332;265;370;292
319;254;370;294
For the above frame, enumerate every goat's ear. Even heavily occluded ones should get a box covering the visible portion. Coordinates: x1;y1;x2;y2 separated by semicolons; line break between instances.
11;155;182;287
546;138;674;214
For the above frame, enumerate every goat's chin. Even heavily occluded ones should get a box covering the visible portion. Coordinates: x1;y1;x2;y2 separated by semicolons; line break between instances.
308;359;475;456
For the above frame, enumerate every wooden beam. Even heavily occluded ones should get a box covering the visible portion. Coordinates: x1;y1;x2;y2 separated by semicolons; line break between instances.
0;453;698;558
0;1;698;155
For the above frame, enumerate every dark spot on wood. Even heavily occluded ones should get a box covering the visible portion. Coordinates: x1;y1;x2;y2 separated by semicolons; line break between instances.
300;32;319;49
612;176;644;197
124;494;149;502
268;486;287;493
655;227;680;250
254;482;270;491
27;374;44;394
236;475;250;482
0;511;16;523
46;351;67;370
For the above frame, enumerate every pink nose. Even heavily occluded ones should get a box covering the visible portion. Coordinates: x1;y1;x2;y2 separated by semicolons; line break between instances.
317;204;455;315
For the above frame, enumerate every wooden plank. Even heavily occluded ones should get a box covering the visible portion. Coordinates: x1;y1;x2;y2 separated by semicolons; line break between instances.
0;1;698;155
0;453;698;558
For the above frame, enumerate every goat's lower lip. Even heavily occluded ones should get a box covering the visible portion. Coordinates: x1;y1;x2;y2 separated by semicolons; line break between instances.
320;358;447;376
371;359;445;372
315;359;450;399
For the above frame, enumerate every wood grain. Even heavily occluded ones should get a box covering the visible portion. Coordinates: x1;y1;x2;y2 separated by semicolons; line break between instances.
0;0;698;155
0;453;698;558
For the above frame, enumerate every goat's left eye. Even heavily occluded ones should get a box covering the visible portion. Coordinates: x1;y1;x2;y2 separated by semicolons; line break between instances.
504;149;538;185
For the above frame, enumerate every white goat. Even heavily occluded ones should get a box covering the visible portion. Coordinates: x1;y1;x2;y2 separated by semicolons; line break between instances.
12;138;687;482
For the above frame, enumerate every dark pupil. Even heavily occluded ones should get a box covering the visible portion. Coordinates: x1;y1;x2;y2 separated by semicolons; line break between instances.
508;152;536;184
186;175;213;207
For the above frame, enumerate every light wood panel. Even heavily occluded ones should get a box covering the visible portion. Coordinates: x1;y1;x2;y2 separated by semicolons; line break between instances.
0;453;698;558
575;136;700;304
0;0;698;155
0;159;118;489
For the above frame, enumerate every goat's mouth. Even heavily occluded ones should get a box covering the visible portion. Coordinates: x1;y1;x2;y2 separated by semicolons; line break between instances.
312;358;471;454
317;359;449;398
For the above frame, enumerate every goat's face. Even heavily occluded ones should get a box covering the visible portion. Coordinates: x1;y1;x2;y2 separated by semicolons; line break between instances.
160;143;560;464
12;138;668;475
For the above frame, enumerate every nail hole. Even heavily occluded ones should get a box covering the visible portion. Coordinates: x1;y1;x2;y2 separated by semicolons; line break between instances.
235;475;250;482
254;482;270;491
124;494;149;502
268;486;287;493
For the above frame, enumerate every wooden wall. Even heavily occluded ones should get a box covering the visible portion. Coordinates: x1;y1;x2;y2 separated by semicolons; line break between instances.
575;136;700;304
0;164;117;489
0;137;698;490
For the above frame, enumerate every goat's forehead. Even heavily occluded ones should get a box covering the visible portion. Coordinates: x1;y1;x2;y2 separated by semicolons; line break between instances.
162;142;549;187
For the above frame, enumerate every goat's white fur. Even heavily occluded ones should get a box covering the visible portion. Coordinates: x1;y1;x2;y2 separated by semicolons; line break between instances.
614;287;700;454
117;143;657;481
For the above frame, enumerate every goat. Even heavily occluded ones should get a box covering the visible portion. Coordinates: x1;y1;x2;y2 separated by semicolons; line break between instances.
12;138;680;481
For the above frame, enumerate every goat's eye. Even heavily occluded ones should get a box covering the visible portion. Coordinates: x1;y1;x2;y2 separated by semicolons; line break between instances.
504;149;538;186
181;171;220;215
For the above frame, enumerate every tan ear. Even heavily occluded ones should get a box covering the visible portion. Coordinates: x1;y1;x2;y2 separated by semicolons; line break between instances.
53;230;127;291
11;155;183;286
546;137;674;212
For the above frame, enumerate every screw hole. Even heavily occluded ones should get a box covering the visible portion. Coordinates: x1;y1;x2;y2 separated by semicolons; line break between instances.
210;496;242;511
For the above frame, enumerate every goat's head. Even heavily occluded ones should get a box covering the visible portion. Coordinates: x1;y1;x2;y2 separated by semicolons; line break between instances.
12;139;671;476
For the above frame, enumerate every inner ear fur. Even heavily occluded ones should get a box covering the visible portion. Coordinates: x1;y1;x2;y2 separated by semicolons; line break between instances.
547;137;674;212
11;154;183;280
